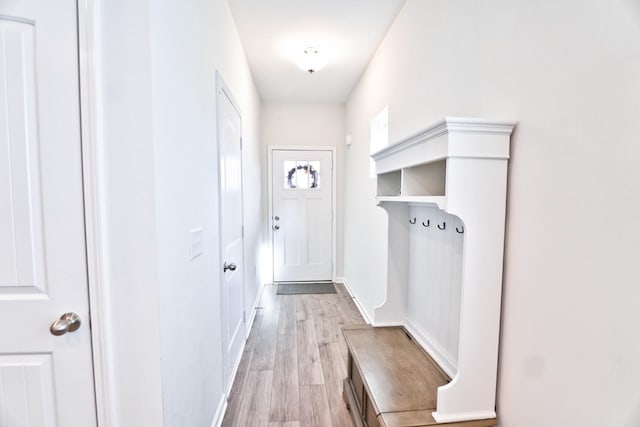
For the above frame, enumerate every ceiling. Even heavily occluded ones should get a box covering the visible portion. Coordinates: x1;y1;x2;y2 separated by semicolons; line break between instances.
227;0;406;103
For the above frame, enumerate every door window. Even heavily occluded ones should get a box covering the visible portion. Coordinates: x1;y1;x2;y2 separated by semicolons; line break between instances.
284;160;320;189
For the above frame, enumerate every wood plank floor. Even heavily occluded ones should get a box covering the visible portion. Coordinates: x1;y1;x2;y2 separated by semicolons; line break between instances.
222;283;367;427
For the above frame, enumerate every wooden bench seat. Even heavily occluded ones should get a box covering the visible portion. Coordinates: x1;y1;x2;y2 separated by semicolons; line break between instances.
342;326;497;427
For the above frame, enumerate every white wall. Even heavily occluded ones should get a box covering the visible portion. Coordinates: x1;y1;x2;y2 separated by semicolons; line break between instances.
97;0;261;426
343;0;640;425
260;102;346;280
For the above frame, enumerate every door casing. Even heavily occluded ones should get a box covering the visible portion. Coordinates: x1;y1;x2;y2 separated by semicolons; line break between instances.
77;0;115;425
267;145;337;283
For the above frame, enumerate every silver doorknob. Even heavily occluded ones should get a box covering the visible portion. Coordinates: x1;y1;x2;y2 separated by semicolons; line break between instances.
50;312;82;336
273;225;280;230
223;262;237;272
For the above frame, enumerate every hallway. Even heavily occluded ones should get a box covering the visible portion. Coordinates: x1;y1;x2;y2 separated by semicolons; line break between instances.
222;284;366;426
5;0;634;425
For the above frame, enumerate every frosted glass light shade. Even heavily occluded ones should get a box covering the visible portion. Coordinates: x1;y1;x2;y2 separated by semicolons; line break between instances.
295;47;327;73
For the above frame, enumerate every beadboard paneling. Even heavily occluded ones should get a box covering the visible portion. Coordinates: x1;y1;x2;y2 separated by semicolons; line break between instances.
406;205;464;370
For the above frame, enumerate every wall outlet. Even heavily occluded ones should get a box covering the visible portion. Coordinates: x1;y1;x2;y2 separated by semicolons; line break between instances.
190;227;204;259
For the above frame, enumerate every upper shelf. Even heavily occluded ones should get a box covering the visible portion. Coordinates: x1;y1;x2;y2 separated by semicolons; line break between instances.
371;117;515;207
376;196;447;210
371;117;516;175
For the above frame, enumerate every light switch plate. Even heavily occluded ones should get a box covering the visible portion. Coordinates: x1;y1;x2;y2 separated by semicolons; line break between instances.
190;227;204;259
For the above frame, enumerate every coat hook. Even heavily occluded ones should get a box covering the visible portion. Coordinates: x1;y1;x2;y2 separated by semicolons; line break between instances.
409;217;416;224
437;221;446;230
422;220;430;227
456;225;464;234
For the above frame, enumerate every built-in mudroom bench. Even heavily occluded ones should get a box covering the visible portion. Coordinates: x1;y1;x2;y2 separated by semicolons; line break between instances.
343;117;515;426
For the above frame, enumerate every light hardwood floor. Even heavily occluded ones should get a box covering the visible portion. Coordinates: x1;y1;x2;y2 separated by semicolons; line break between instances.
222;283;366;427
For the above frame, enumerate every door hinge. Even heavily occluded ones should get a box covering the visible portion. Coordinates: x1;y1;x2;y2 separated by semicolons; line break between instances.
241;225;244;237
240;137;243;150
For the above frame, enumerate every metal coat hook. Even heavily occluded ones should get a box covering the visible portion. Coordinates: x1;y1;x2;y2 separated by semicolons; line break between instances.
437;221;446;230
422;220;430;227
456;225;464;234
409;217;416;224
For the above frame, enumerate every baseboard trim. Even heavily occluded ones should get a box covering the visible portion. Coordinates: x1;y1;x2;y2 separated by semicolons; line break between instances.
339;277;373;325
371;321;404;327
218;282;265;425
432;410;497;423
226;282;265;393
211;394;227;427
224;340;243;396
245;282;264;336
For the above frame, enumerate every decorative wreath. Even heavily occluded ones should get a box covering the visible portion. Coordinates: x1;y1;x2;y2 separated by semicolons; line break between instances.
286;164;319;188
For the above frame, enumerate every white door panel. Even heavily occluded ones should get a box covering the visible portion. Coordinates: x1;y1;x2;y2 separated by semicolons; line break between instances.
0;355;56;426
272;150;333;282
0;17;45;294
0;1;96;426
217;80;245;391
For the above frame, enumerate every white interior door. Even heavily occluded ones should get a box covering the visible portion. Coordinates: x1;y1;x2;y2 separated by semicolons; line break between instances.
271;149;333;282
0;1;96;426
217;79;245;390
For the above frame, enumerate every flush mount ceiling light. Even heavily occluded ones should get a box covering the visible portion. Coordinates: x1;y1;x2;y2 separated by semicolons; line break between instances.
296;46;327;74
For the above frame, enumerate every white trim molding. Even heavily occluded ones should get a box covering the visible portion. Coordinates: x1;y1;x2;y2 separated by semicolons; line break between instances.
339;277;373;325
77;0;118;425
372;117;515;174
245;282;264;337
212;395;227;427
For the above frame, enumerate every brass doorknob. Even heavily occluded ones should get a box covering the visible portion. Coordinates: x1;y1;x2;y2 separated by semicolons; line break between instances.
50;312;82;336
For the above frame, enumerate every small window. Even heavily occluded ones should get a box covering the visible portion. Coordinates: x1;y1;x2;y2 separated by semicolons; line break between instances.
284;161;320;189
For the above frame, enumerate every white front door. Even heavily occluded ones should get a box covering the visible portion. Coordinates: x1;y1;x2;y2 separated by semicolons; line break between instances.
271;149;333;282
0;1;96;426
217;78;245;390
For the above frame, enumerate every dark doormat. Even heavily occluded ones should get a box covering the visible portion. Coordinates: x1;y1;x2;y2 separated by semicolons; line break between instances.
276;282;337;295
